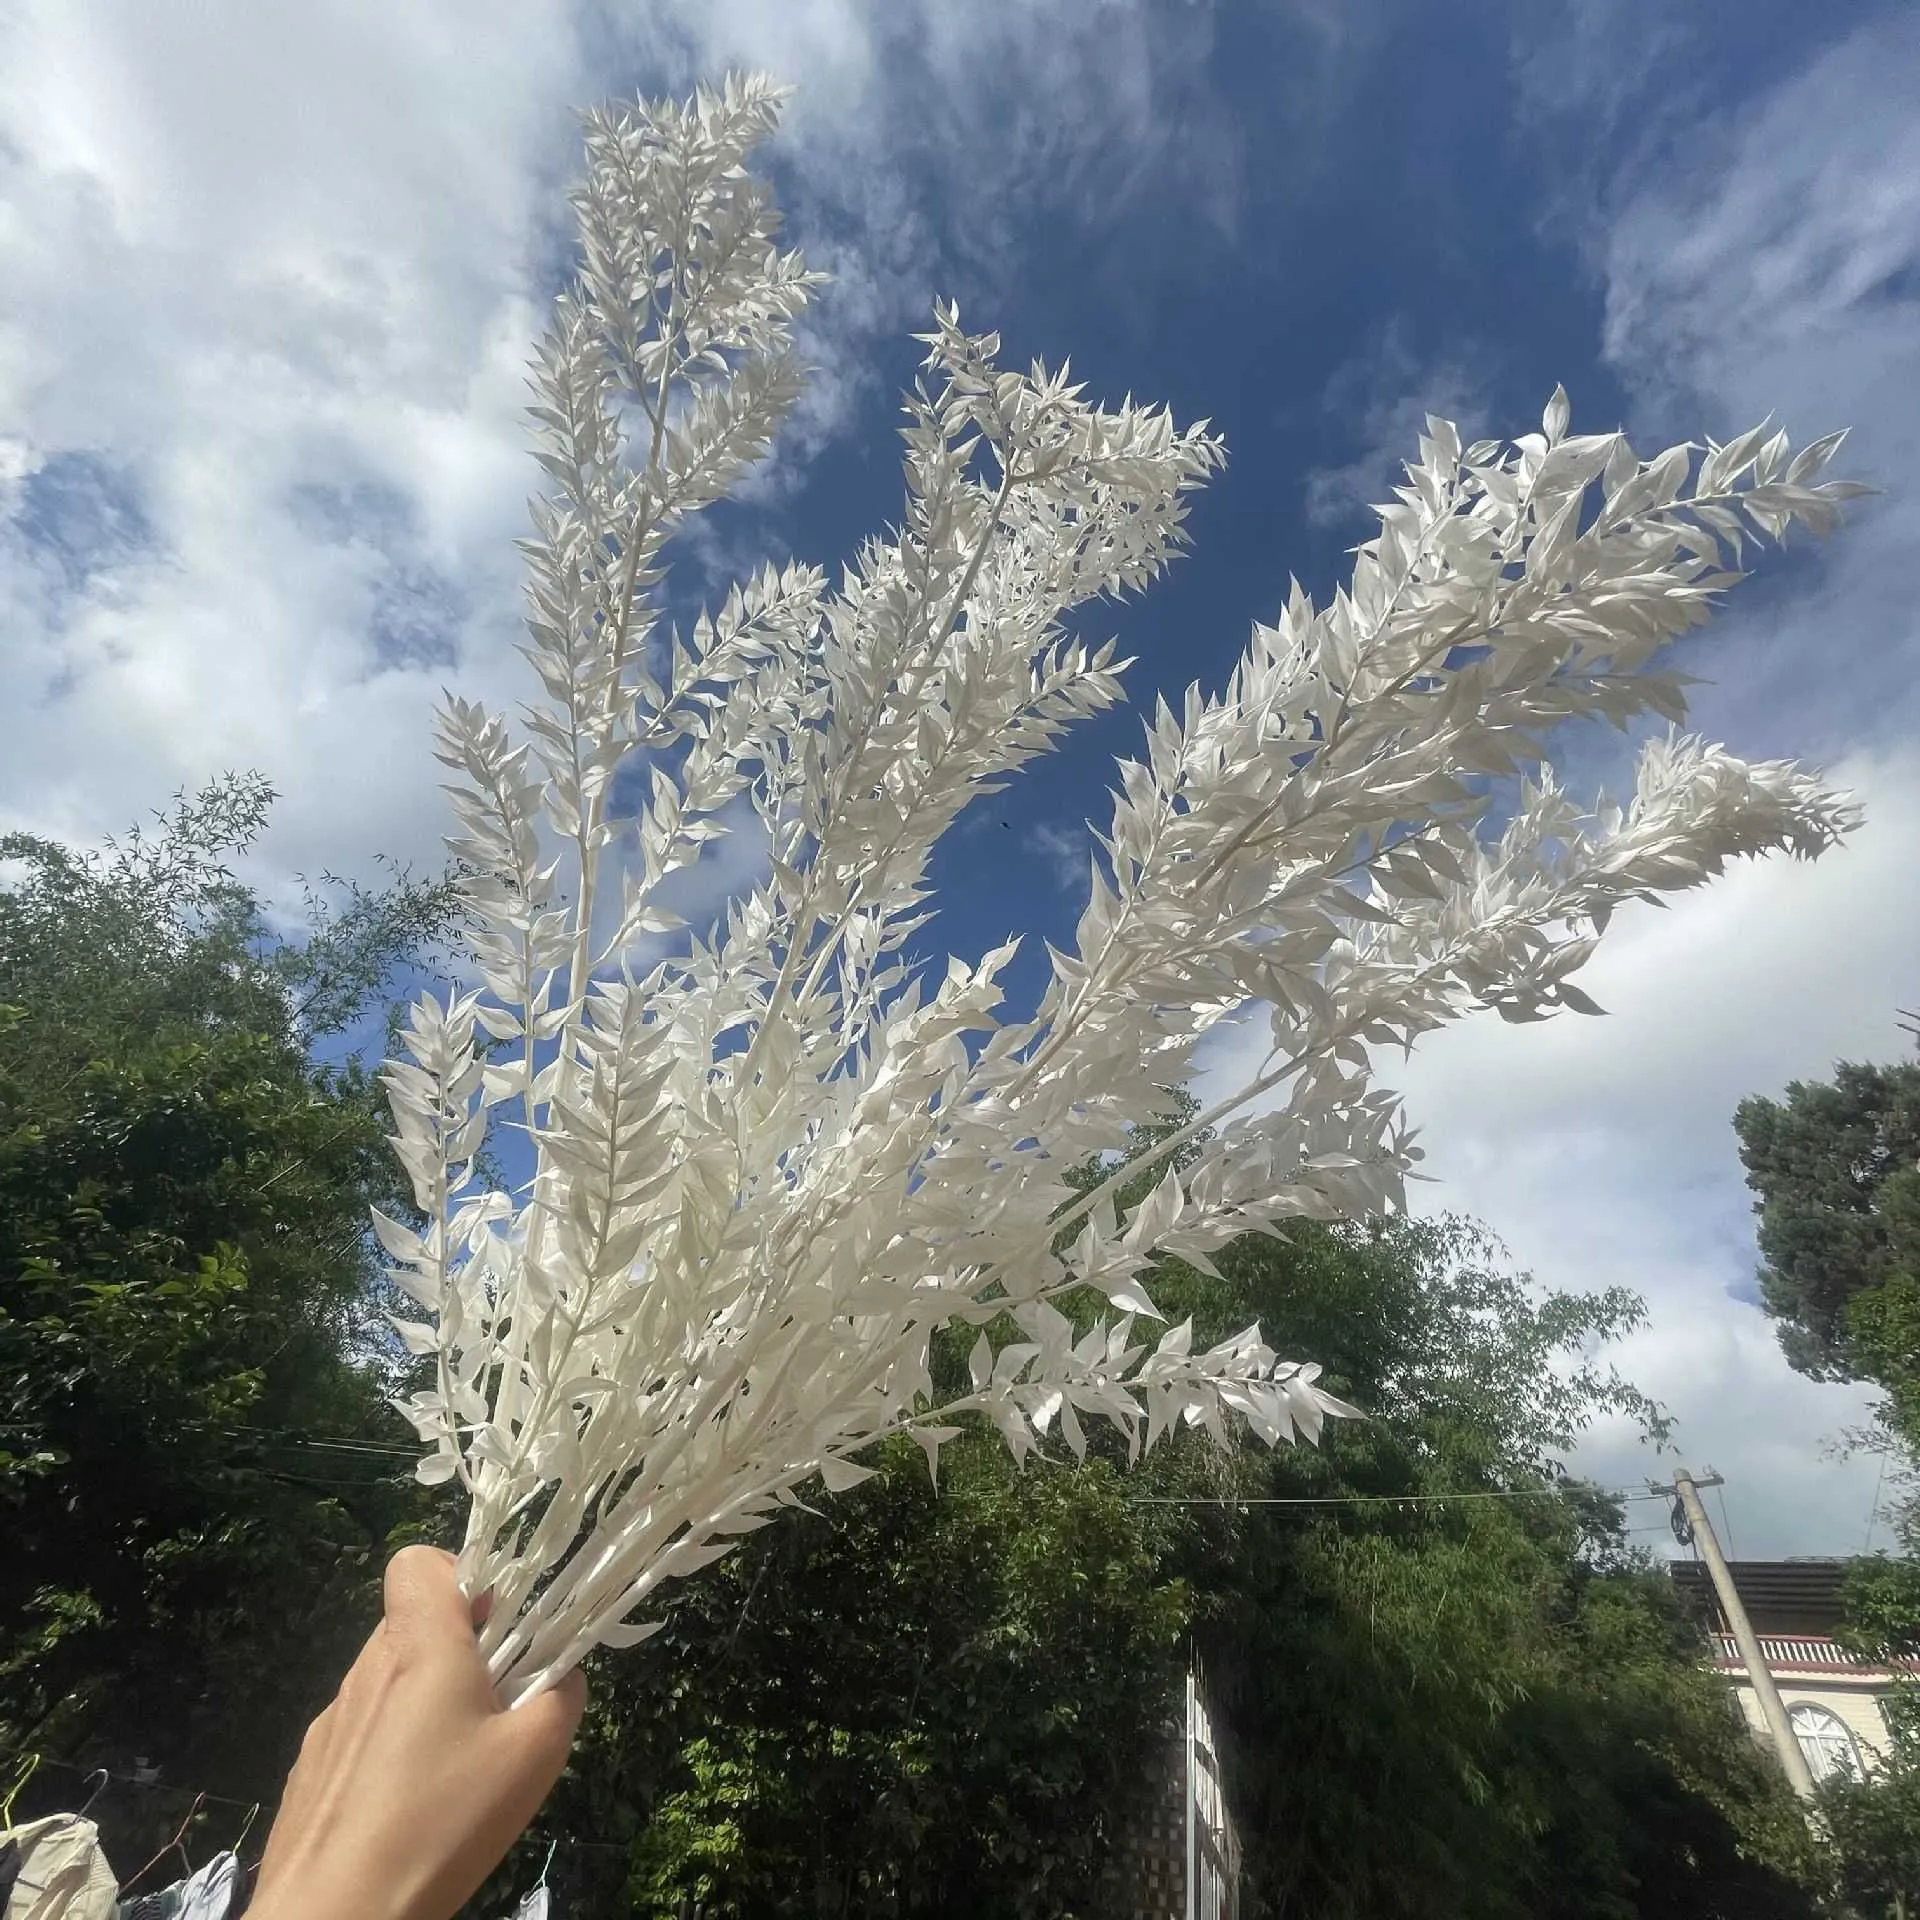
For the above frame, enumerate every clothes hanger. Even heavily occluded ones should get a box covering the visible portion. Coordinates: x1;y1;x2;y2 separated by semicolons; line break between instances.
1;1754;39;1830
76;1770;110;1820
230;1802;260;1858
118;1790;204;1896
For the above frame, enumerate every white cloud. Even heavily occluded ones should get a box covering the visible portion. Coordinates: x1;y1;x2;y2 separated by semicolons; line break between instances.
630;0;1247;250
0;0;584;895
1565;12;1920;1550
615;0;1252;477
1025;819;1090;896
1299;320;1491;533
4;1;1910;1566
0;0;1252;917
1398;743;1917;1556
1196;745;1919;1556
1595;8;1920;764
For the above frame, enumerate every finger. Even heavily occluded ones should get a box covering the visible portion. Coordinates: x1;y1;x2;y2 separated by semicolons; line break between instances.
382;1544;473;1652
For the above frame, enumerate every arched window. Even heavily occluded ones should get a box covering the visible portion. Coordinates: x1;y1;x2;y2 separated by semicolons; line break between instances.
1789;1702;1863;1782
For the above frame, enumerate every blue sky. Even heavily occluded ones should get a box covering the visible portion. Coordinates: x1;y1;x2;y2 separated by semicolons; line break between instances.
3;0;1916;1555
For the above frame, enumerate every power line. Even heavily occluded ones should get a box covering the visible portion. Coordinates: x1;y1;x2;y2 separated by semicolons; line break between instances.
24;1756;256;1813
1128;1486;1665;1508
1;1417;1675;1512
239;1432;420;1460
0;1420;423;1465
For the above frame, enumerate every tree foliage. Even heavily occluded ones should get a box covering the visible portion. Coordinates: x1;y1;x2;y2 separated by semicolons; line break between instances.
0;794;1837;1916
1818;1685;1920;1920
1150;1218;1815;1920
463;1204;1820;1918
1737;1028;1920;1916
556;1437;1189;1918
0;777;453;1818
1734;1048;1920;1381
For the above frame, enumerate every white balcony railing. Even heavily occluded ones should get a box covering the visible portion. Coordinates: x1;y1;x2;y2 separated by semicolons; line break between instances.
1710;1632;1886;1674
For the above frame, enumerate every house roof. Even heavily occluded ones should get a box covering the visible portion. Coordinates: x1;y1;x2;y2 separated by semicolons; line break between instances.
1668;1559;1850;1637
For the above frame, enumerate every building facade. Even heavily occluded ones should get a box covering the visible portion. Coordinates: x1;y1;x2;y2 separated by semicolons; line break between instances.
1669;1559;1897;1783
1100;1665;1240;1920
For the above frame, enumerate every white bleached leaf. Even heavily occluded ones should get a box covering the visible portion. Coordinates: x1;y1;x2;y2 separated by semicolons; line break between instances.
599;1619;664;1650
909;1425;962;1487
968;1333;993;1394
1104;1281;1164;1319
415;1451;462;1488
1554;982;1608;1017
370;1208;426;1268
385;1314;441;1357
818;1455;880;1494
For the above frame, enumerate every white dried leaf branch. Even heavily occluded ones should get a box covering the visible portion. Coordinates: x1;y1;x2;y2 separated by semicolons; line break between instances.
380;75;1867;1702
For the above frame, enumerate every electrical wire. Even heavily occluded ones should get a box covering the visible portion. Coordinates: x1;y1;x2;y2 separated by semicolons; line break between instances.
26;1756;640;1864
26;1756;255;1813
238;1433;419;1460
1127;1487;1666;1508
1;1418;1674;1511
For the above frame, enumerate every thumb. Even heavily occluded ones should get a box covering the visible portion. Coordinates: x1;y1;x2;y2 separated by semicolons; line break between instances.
382;1545;474;1651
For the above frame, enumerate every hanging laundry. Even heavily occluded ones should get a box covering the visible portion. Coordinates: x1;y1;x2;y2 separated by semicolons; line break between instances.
0;1839;19;1906
502;1833;557;1920
3;1812;118;1920
115;1884;185;1920
222;1860;258;1920
171;1854;235;1920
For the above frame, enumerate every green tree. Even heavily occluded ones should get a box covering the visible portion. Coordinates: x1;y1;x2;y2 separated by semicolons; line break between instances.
1821;1504;1920;1915
0;777;455;1824
1735;1025;1920;1915
1733;1043;1920;1381
1818;1686;1920;1920
1147;1217;1816;1920
487;1431;1191;1918
469;1205;1819;1919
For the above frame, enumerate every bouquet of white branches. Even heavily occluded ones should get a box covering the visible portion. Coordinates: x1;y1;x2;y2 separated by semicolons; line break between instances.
379;74;1865;1703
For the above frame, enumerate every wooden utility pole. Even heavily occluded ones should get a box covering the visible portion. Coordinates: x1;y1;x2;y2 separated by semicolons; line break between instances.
1655;1466;1817;1801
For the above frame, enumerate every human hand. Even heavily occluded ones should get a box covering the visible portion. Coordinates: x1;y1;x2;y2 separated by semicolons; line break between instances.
248;1545;586;1920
